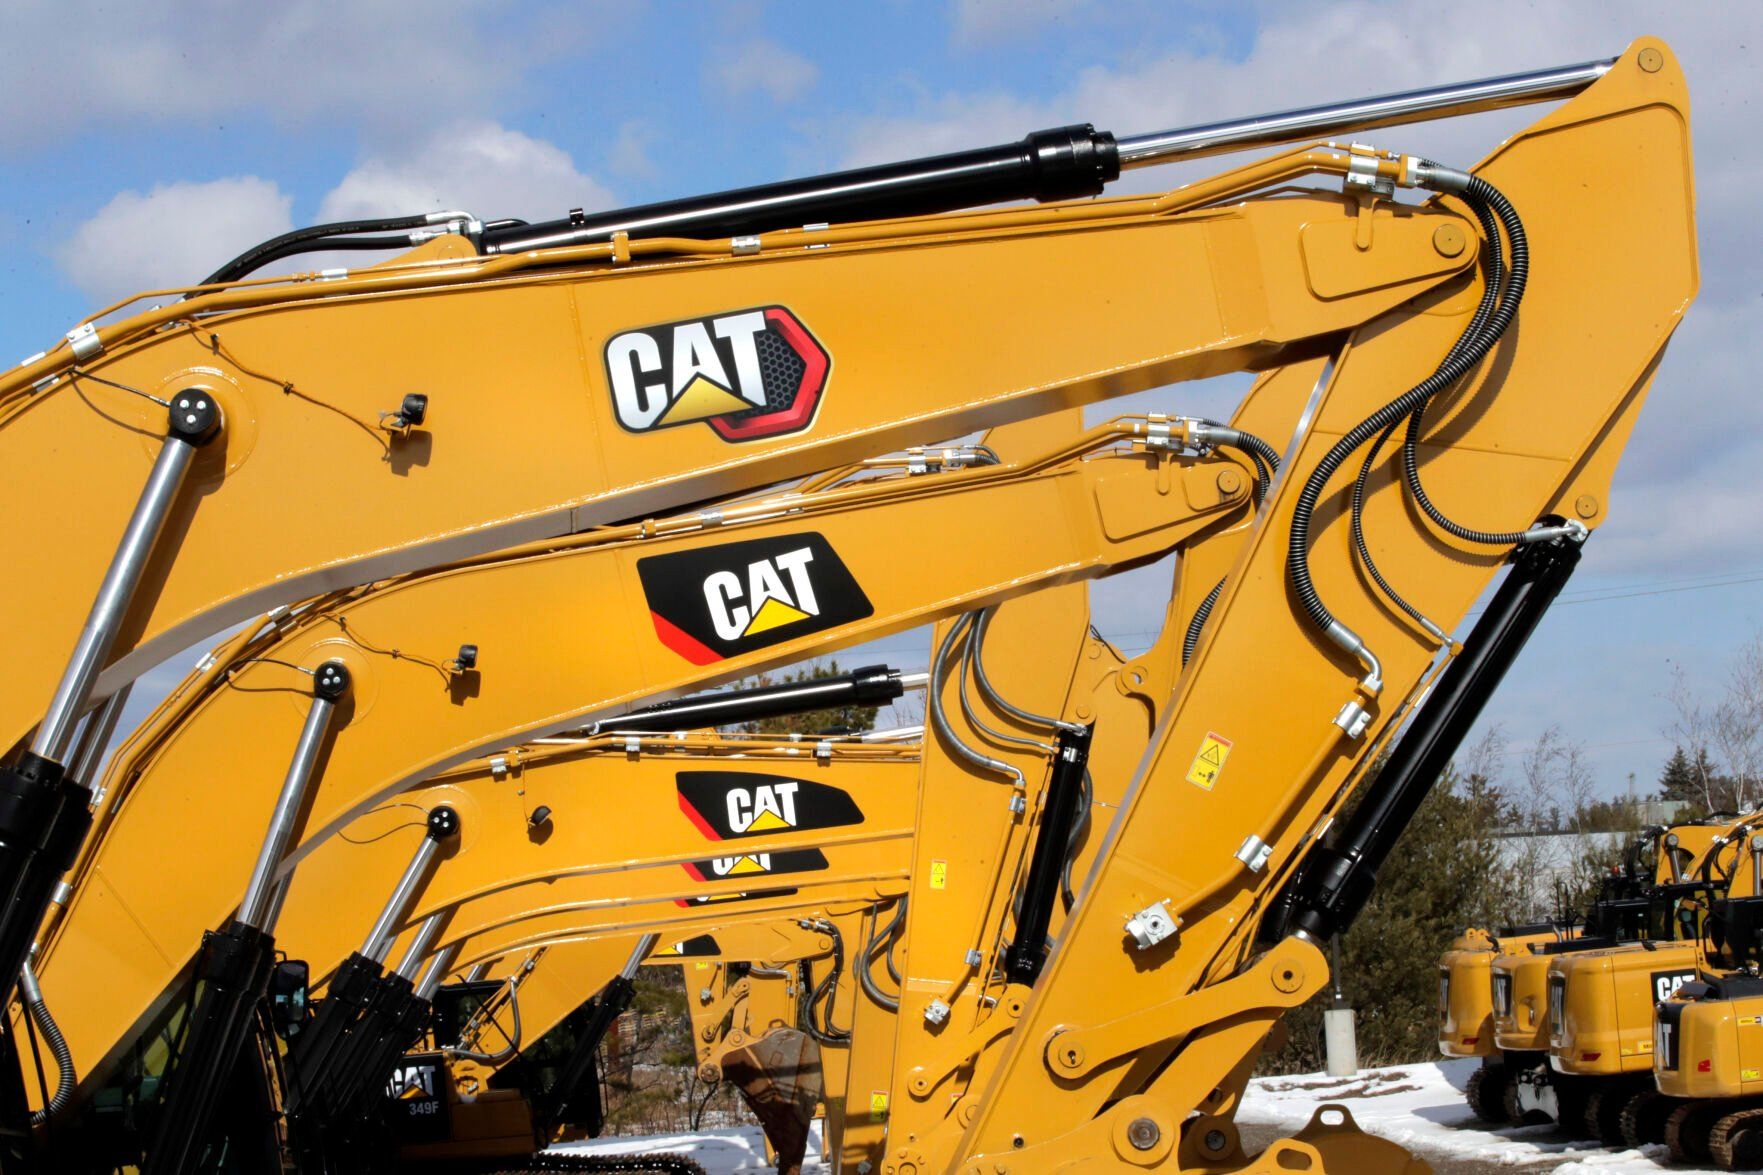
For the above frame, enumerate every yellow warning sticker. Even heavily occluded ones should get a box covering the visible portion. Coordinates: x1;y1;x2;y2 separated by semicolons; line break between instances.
870;1090;890;1117
929;859;948;890
1746;1068;1760;1081
694;961;711;971
1742;1015;1760;1027
1186;732;1234;790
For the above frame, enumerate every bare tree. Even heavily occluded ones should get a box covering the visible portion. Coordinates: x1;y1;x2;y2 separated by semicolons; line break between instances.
1713;637;1763;811
1666;663;1723;811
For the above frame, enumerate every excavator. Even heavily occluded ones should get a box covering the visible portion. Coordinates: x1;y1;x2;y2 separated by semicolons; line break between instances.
0;35;1697;1174
1546;811;1763;1149
1436;923;1572;1115
1650;828;1763;1169
1461;818;1724;1127
385;580;1141;1174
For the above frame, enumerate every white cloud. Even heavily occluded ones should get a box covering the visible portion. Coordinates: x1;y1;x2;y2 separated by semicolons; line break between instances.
58;177;293;307
318;122;614;224
710;38;820;104
0;0;611;148
829;0;1763;577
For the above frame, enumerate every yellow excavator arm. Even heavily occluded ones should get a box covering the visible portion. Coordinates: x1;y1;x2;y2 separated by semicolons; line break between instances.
0;35;1698;1175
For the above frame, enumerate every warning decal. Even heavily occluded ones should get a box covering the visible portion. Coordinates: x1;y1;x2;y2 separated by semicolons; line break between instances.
929;860;948;890
1185;732;1234;791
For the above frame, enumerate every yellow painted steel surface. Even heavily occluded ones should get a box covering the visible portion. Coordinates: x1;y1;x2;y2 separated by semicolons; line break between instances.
942;43;1694;1170
1;161;1466;757
6;36;1699;1174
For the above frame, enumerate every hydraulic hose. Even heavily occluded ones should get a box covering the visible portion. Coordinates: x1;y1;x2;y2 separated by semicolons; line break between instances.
202;214;438;285
858;900;907;1012
971;608;1080;734
928;615;1024;787
1179;420;1280;665
1286;171;1528;681
798;919;850;1044
20;963;72;1124
957;622;1054;754
1182;580;1225;666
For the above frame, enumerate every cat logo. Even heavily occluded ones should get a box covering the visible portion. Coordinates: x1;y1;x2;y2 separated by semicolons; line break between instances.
676;771;864;841
638;533;872;665
604;305;829;442
1652;968;1697;1004
681;847;828;884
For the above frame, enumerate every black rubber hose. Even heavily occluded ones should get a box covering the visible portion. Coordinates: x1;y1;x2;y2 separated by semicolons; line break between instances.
25;991;73;1123
1178;420;1282;665
858;902;905;1012
1059;768;1093;911
1349;193;1508;630
202;214;436;285
799;921;850;1044
1182;578;1226;666
1398;190;1534;545
1286;174;1528;638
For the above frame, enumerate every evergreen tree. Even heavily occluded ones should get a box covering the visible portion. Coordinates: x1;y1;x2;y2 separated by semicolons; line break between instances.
1261;762;1518;1074
1659;745;1700;805
736;659;881;736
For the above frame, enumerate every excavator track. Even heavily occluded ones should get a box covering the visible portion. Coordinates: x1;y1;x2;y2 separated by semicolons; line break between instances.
1584;1082;1643;1146
491;1152;709;1175
1465;1063;1510;1124
1620;1089;1681;1148
1669;1101;1728;1165
1712;1107;1763;1171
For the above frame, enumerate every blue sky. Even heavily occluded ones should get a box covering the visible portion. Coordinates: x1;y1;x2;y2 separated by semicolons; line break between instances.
11;0;1761;801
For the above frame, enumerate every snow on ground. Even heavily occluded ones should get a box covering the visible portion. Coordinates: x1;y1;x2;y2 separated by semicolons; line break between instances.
557;1062;1723;1173
1239;1057;1708;1172
551;1120;826;1173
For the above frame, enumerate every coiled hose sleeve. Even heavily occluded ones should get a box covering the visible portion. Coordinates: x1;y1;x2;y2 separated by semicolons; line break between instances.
1398;190;1534;545
1286;173;1528;642
20;964;72;1124
1182;579;1226;666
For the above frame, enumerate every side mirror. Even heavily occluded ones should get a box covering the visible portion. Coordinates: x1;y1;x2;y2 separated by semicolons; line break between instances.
270;959;310;1041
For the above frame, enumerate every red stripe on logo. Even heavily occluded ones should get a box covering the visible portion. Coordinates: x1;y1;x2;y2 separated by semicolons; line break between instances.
678;791;723;840
650;610;721;665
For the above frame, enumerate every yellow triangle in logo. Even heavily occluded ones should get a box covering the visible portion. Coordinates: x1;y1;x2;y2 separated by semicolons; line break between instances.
659;375;752;426
654;943;682;956
744;596;812;636
726;855;768;875
745;809;792;832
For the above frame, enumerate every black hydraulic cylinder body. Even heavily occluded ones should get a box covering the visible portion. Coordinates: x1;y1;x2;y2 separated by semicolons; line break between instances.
1004;726;1092;984
1278;533;1582;942
482;126;1118;253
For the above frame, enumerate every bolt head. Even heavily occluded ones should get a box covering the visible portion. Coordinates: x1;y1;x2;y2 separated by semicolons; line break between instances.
1432;223;1467;257
1204;1129;1228;1153
1126;1117;1161;1151
1638;46;1664;73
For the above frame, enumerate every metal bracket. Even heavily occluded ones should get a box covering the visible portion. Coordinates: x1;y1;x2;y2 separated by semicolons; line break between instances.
66;322;102;362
